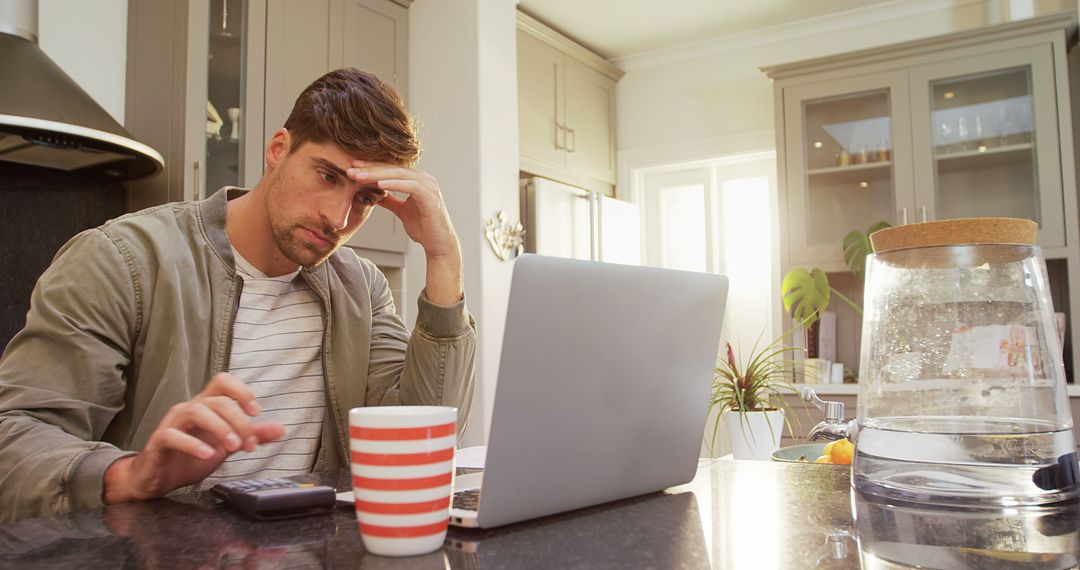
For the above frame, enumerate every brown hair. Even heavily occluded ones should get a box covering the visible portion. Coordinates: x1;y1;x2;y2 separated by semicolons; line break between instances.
283;68;420;167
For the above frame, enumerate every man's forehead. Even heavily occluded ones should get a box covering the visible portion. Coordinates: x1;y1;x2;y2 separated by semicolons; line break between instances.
297;140;399;168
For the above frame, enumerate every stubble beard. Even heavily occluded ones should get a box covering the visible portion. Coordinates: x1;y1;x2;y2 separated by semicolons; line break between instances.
265;173;341;269
270;221;339;269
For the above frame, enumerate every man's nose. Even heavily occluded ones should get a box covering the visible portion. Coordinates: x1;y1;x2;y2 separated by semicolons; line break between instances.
321;196;353;231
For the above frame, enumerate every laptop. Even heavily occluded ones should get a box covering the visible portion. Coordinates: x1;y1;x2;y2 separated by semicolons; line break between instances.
338;255;728;528
449;255;727;528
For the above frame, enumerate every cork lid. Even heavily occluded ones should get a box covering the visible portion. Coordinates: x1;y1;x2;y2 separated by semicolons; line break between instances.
870;218;1037;253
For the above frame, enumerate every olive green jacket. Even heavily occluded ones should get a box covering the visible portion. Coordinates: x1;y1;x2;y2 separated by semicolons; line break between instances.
0;189;476;522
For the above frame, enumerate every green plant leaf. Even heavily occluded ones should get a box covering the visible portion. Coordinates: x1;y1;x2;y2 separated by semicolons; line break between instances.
842;230;872;280
843;221;892;280
781;267;830;326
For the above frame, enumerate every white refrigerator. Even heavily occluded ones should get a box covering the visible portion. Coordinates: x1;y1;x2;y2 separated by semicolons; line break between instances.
519;176;641;265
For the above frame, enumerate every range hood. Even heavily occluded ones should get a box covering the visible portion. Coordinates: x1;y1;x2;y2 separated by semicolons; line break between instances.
0;0;162;180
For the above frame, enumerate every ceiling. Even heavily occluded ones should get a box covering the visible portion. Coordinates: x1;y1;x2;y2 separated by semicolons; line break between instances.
516;0;900;59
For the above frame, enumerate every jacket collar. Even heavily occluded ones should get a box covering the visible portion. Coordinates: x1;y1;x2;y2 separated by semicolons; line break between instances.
197;187;243;274
197;187;334;293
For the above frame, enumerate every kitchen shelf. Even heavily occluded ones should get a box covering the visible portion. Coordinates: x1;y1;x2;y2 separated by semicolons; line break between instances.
935;142;1033;173
807;161;892;177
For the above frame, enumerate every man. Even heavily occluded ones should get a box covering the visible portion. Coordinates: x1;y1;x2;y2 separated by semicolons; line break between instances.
0;68;476;522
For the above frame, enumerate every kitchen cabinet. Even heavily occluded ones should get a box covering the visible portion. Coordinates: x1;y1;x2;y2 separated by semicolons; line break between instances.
765;13;1076;271
764;13;1080;383
125;0;412;260
517;11;622;196
126;0;267;211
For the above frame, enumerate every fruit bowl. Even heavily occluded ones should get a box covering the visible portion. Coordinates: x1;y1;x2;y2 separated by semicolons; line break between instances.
771;443;828;463
772;440;854;464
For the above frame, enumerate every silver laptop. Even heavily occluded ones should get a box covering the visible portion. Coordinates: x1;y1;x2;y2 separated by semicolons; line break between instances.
450;254;728;528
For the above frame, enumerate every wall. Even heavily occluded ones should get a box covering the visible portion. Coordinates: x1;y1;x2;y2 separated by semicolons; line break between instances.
614;0;1074;156
38;0;127;124
409;0;519;446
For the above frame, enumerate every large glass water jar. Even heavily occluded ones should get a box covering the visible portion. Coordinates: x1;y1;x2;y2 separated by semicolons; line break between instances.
854;217;1078;506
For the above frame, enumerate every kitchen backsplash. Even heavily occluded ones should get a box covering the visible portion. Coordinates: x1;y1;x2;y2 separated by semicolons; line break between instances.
0;161;125;352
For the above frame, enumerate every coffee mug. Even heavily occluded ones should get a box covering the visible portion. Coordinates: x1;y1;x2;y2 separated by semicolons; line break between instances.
349;406;457;557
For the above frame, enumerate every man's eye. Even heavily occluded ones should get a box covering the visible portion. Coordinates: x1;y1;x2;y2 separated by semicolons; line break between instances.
319;171;336;184
355;190;384;206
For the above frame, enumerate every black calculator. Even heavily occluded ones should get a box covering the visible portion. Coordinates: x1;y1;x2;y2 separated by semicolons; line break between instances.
210;478;337;521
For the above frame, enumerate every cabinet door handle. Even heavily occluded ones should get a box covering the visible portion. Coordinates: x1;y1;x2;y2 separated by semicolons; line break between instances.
919;205;927;223
193;160;202;201
554;121;565;150
900;207;908;225
567;127;576;153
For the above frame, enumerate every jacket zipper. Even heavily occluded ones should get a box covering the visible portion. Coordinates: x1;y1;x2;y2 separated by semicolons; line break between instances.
222;274;243;372
305;271;348;463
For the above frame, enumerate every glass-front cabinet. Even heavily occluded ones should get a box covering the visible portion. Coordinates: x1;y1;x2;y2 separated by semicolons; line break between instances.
204;0;250;197
769;16;1077;273
782;72;914;266
910;44;1065;248
766;13;1080;383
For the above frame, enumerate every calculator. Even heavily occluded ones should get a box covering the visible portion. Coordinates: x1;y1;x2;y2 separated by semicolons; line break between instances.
210;478;337;521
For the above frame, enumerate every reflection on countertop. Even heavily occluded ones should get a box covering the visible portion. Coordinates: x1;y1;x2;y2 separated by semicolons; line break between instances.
0;460;1075;569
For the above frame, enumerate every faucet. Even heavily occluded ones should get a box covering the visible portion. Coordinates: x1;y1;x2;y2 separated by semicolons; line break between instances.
802;387;853;441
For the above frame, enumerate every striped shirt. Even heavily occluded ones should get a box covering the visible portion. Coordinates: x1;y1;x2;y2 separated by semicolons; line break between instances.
200;250;326;487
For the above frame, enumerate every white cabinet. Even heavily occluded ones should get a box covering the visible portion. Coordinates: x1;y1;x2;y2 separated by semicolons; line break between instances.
517;12;621;195
127;0;412;258
766;14;1077;271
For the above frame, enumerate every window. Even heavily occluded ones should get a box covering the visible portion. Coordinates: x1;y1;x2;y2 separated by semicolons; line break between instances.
641;155;777;353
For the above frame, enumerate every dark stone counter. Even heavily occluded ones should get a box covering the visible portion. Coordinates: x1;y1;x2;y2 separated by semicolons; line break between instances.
0;459;1076;569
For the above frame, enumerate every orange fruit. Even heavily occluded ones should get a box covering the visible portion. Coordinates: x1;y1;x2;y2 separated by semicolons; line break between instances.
814;455;832;464
830;438;855;465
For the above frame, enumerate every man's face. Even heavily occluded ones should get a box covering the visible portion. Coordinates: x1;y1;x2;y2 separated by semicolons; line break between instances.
263;138;387;268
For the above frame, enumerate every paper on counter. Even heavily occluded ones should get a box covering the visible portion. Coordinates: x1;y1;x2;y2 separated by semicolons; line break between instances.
456;445;487;469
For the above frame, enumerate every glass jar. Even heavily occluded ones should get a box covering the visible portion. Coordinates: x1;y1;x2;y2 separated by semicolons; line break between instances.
854;217;1078;506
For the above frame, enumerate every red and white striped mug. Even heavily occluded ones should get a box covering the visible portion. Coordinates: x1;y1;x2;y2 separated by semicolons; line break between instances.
349;406;457;557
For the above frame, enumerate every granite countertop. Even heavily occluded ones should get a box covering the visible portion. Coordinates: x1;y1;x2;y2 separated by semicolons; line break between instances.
0;459;1076;569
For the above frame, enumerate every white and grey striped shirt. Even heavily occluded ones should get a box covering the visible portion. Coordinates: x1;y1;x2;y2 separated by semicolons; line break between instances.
200;250;326;487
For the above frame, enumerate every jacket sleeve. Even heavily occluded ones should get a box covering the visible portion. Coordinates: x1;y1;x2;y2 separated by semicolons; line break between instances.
361;258;476;433
0;229;138;522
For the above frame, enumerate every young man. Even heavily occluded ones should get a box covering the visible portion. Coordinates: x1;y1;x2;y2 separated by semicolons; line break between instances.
0;68;476;522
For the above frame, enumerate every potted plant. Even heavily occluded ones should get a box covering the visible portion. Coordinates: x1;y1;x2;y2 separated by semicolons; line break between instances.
706;335;801;460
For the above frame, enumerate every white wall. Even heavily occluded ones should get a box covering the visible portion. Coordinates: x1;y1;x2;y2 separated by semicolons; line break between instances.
614;0;1074;155
38;0;127;125
409;0;519;446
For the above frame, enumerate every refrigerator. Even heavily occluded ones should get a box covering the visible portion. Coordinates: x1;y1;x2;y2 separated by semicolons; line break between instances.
519;176;641;265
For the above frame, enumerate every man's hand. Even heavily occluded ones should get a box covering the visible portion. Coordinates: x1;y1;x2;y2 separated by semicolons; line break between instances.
347;162;464;305
103;373;284;504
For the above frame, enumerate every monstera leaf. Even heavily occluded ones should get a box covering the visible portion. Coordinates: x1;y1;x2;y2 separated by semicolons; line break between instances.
781;267;831;327
842;221;891;280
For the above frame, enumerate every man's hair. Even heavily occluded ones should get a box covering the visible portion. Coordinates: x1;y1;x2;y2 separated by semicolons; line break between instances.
283;68;420;167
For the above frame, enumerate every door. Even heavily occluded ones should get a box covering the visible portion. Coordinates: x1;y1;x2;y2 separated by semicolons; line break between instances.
909;44;1064;248
782;71;913;268
523;178;591;261
597;195;641;265
564;57;616;184
517;30;566;169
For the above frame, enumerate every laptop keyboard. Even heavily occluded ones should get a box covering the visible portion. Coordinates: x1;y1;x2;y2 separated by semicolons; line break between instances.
452;489;480;511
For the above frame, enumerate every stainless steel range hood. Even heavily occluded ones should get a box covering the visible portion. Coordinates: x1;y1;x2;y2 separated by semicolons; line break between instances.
0;0;162;180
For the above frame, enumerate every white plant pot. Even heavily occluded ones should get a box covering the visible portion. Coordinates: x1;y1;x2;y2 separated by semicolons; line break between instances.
724;409;785;460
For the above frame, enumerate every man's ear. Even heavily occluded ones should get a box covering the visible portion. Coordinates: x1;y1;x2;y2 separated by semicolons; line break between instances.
265;128;291;170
